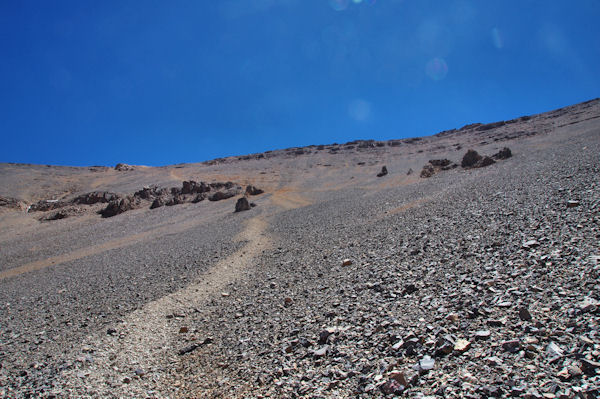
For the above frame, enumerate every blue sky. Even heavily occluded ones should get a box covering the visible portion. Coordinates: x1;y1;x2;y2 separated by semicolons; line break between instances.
1;1;599;166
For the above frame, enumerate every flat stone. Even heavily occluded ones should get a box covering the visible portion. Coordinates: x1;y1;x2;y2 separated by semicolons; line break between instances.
454;339;471;352
522;240;540;249
474;330;491;340
546;342;563;358
502;339;521;353
313;346;328;358
419;355;435;371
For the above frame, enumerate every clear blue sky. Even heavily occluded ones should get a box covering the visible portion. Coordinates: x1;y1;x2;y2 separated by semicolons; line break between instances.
1;1;599;166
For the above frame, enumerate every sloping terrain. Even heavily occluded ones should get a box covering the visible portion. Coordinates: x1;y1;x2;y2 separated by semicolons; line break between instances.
0;99;599;398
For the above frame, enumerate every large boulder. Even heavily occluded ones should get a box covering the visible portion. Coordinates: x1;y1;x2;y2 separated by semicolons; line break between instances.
182;180;210;194
114;163;134;171
479;156;496;167
150;197;166;209
208;191;236;202
461;150;482;168
235;197;251;212
429;159;451;168
492;147;512;160
420;165;435;178
100;196;139;218
245;185;264;195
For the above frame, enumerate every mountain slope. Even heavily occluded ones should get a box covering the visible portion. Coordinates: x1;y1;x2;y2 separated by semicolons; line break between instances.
0;98;599;398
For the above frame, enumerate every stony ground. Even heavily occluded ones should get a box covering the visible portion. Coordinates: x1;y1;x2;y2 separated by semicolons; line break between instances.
0;99;599;398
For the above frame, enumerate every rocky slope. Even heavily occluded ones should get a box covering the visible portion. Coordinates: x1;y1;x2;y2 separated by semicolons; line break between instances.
0;98;599;398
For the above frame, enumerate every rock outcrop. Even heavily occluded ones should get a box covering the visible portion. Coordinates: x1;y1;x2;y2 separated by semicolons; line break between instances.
420;159;458;178
461;150;483;168
246;185;264;196
493;147;512;160
462;148;508;169
26;180;257;220
114;163;135;171
0;196;25;210
235;197;251;212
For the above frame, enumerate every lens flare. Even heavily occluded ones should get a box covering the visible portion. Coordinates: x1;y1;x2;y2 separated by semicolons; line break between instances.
329;0;349;11
491;27;504;49
348;99;371;122
425;58;448;81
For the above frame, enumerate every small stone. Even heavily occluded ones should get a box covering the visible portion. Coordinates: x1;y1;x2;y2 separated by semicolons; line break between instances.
566;200;580;208
380;379;405;395
313;346;328;358
221;292;230;297
486;356;503;366
568;365;583;379
454;339;471;352
134;368;145;377
342;259;353;266
519;306;533;321
435;341;454;357
284;297;293;307
318;330;332;344
106;328;117;336
419;355;435;371
546;342;563;358
403;283;417;295
487;319;505;327
122;376;131;384
502;339;521;353
446;313;459;322
179;326;189;334
580;359;600;374
474;330;491;340
522;240;540;249
377;166;388;177
388;370;408;386
178;344;199;356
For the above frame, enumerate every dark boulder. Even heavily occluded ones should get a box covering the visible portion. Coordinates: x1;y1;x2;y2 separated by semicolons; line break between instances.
492;147;512;160
377;166;388;177
191;194;205;203
461;150;482;168
100;196;138;218
246;185;264;195
429;159;451;167
114;163;134;171
166;195;184;206
235;197;251;212
420;165;435;178
209;191;235;202
479;156;496;167
182;180;209;194
150;197;166;209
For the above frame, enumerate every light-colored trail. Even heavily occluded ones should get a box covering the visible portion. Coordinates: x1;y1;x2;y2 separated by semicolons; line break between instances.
60;216;272;397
